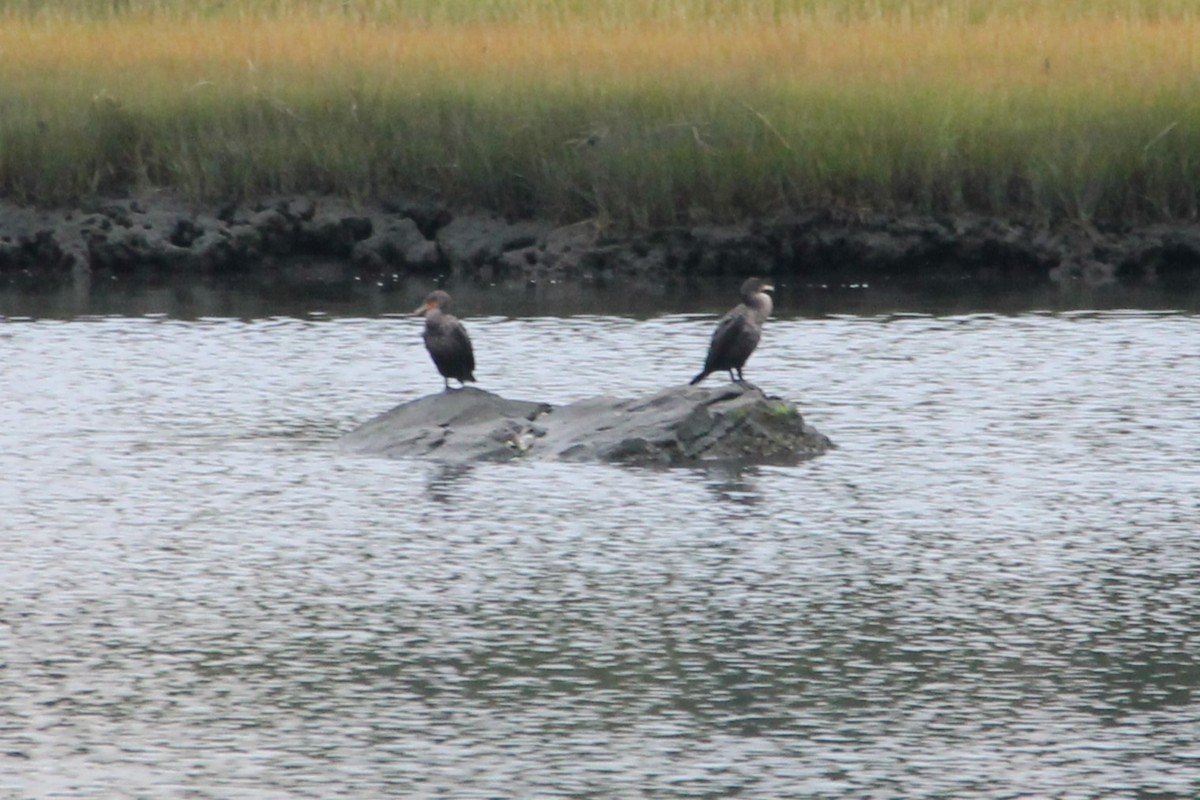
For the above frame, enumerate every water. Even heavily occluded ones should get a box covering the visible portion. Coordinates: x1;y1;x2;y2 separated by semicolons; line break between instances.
2;277;1199;798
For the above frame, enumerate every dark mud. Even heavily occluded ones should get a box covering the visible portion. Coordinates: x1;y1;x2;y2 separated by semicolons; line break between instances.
2;192;1200;288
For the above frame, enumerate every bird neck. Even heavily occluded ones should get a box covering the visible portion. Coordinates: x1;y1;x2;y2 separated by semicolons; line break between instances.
747;293;773;319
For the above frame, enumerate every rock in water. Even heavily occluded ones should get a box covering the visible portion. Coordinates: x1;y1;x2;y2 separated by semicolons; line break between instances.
339;384;833;465
337;387;551;462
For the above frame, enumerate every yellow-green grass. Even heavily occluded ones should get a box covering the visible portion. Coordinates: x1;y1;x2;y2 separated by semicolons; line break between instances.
2;2;1199;226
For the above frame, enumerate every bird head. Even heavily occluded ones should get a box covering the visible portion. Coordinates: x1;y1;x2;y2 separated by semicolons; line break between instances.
414;289;452;316
740;277;774;299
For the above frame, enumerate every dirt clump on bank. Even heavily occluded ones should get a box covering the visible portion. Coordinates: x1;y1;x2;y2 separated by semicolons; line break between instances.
2;193;1199;288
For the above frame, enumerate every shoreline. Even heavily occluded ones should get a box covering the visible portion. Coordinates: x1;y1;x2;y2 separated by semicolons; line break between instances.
2;193;1200;290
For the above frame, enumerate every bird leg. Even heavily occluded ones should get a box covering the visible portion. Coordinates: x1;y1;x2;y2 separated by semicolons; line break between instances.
732;368;760;392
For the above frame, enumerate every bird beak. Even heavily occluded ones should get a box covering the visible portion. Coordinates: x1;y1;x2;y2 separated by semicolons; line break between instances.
763;284;775;293
414;301;433;315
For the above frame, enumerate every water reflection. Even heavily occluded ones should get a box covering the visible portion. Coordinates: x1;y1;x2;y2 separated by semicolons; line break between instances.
426;462;475;504
701;463;764;506
5;266;1200;320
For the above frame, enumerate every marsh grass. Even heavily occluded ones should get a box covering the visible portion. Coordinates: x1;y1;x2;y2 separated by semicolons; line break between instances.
1;1;1198;224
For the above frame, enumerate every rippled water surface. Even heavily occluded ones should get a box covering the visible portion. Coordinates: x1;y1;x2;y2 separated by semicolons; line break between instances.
2;281;1199;798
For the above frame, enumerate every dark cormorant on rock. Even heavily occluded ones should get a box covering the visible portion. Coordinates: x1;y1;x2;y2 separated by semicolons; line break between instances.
414;290;476;390
689;277;775;386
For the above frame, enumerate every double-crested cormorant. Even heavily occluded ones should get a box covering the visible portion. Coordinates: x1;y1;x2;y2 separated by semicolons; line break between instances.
689;277;775;386
414;290;476;390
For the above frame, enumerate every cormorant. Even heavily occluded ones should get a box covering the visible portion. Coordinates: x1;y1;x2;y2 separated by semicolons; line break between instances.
689;277;774;386
414;290;476;390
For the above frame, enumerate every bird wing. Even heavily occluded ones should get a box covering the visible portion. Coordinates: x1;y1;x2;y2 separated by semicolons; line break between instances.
704;307;759;371
710;309;744;346
450;321;476;375
424;315;476;378
700;311;739;371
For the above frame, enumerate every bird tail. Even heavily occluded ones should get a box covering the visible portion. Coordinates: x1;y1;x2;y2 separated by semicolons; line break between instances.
689;370;709;386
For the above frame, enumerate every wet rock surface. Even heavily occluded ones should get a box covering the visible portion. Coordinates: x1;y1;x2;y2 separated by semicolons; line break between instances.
2;192;1199;287
338;384;833;466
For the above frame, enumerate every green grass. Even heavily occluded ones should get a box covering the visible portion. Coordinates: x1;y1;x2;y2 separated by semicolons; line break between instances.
1;1;1198;226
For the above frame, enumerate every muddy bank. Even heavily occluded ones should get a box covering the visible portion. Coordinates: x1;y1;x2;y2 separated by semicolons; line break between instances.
2;192;1199;287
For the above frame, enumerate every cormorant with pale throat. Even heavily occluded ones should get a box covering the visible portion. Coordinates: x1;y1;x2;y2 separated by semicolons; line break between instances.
689;277;774;386
414;290;476;390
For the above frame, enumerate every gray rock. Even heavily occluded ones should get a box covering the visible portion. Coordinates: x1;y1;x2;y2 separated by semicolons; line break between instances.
338;387;552;462
339;384;833;465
